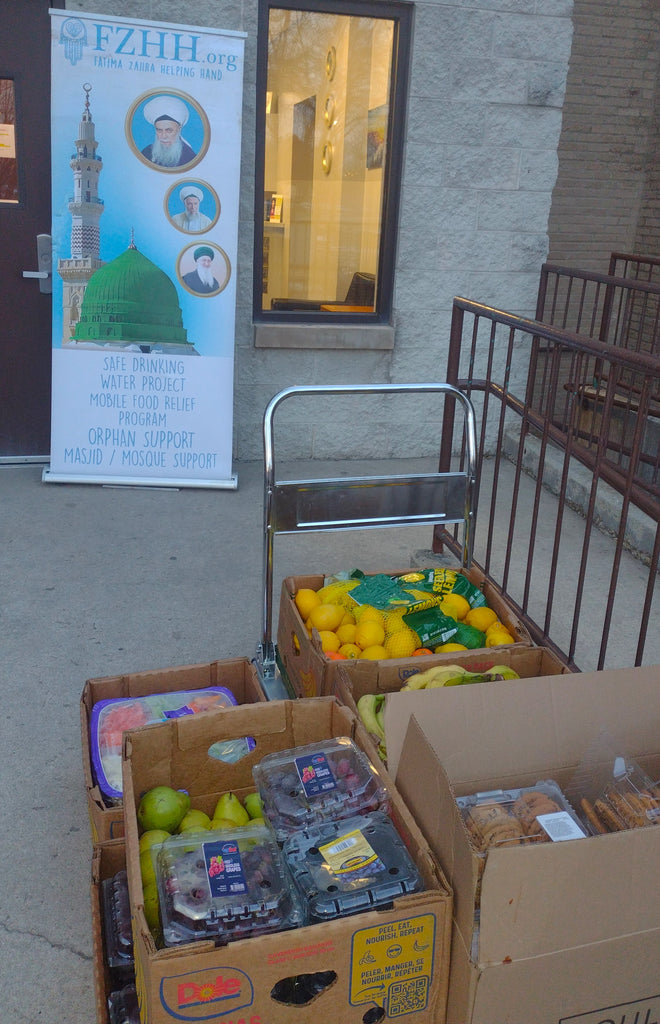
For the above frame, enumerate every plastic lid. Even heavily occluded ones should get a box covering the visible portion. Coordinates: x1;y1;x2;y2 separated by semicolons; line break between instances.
283;811;423;921
252;736;390;840
457;780;586;850
90;687;239;801
155;824;305;946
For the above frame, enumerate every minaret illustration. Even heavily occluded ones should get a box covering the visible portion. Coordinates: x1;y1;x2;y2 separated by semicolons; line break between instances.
58;82;105;342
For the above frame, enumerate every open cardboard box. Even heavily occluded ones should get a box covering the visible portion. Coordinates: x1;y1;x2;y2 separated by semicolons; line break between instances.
82;657;266;842
335;646;573;756
91;839;135;1024
122;698;453;1024
386;665;660;1024
277;566;532;699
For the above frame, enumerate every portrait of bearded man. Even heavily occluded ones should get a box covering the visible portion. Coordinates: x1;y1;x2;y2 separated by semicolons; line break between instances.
183;245;221;294
141;95;197;169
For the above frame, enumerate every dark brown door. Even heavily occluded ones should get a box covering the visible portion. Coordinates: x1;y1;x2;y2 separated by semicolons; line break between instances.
0;0;61;458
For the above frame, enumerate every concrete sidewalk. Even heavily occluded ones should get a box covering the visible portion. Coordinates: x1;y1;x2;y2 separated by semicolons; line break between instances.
0;458;657;1022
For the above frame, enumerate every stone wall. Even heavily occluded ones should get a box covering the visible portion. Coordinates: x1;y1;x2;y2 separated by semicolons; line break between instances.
547;0;660;272
65;0;572;461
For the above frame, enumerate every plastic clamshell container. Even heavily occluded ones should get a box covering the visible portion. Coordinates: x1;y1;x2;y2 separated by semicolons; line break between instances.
155;824;305;947
457;779;587;852
593;757;660;832
283;810;423;922
253;736;390;840
102;869;134;981
90;687;246;802
108;984;140;1024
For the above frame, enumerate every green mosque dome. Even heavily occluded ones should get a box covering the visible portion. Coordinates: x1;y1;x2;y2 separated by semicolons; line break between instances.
73;243;192;350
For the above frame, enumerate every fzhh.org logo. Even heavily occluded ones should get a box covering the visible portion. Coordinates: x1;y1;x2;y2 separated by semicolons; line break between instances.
60;18;88;66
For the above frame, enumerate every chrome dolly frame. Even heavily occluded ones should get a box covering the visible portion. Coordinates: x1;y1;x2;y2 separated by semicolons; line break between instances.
253;383;478;699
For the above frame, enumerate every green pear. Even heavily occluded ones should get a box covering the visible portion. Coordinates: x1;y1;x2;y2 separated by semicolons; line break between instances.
212;792;249;827
210;817;239;832
139;828;171;853
143;880;162;937
139;847;159;889
177;808;212;833
244;816;266;828
243;791;264;820
138;786;190;833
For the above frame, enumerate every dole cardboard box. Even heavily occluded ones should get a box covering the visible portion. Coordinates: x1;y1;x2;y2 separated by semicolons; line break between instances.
385;665;660;1024
82;658;266;843
122;697;453;1024
277;566;531;699
91;839;136;1024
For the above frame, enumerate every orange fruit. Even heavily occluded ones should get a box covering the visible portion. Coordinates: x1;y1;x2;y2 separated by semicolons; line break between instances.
294;588;321;620
339;643;362;659
308;603;345;632
318;630;340;653
360;644;389;661
434;642;468;653
326;651;347;660
413;648;433;656
464;606;498;632
354;619;386;649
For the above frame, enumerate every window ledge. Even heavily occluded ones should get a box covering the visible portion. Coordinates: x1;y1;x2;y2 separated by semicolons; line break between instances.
254;322;395;350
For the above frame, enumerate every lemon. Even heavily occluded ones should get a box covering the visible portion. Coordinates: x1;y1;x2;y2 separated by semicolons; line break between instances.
384;627;419;659
360;644;389;660
486;619;504;635
439;593;471;620
434;642;469;653
339;643;362;659
294;588;321;620
340;610;356;626
308;603;344;632
384;609;407;634
354;604;385;626
355;619;386;649
486;629;515;647
336;622;357;645
465;606;498;632
318;629;341;653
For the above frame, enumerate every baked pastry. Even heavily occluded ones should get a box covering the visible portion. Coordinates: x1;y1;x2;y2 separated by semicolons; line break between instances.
467;803;526;848
580;797;607;835
512;791;562;836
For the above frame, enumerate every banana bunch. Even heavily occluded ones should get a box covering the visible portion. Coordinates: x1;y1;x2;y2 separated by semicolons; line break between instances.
356;693;387;762
400;664;519;690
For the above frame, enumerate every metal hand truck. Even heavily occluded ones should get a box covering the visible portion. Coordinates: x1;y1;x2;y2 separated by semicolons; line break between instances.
253;383;478;699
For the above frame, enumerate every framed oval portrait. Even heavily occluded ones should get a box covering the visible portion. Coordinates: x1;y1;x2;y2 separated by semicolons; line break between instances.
126;89;210;173
165;179;220;235
178;241;231;298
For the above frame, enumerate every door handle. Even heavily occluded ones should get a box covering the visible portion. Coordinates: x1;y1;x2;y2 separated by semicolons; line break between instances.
22;233;52;294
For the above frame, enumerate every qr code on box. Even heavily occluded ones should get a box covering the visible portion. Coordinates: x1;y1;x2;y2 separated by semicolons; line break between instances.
388;976;429;1016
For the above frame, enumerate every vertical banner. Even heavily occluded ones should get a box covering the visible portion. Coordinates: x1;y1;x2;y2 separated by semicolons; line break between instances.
46;12;246;487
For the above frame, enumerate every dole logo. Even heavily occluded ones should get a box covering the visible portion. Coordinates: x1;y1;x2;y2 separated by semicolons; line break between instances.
160;966;253;1020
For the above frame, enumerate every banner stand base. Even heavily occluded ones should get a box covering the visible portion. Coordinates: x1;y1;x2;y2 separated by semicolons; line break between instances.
41;467;239;491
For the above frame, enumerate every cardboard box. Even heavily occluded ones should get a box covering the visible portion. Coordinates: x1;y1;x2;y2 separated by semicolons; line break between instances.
122;698;453;1024
335;645;573;730
387;666;660;1024
91;839;134;1024
82;658;266;842
277;567;531;699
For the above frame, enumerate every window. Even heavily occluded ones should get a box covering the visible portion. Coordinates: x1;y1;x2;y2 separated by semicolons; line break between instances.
0;79;20;204
254;0;412;327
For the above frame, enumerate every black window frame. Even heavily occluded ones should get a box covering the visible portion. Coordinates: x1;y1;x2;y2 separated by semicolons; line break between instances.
253;0;413;326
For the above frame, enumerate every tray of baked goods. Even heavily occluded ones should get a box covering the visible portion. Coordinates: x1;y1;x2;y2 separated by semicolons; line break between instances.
575;757;660;835
458;780;588;851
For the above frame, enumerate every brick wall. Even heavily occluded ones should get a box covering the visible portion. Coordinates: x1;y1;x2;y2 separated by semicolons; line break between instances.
547;0;660;271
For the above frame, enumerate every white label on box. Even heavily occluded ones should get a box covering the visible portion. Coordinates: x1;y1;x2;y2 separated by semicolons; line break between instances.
537;811;586;841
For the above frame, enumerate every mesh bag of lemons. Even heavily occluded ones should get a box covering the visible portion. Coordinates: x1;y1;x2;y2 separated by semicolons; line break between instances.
293;568;516;660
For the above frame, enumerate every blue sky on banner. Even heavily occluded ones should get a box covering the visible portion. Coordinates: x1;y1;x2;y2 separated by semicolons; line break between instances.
50;12;245;359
